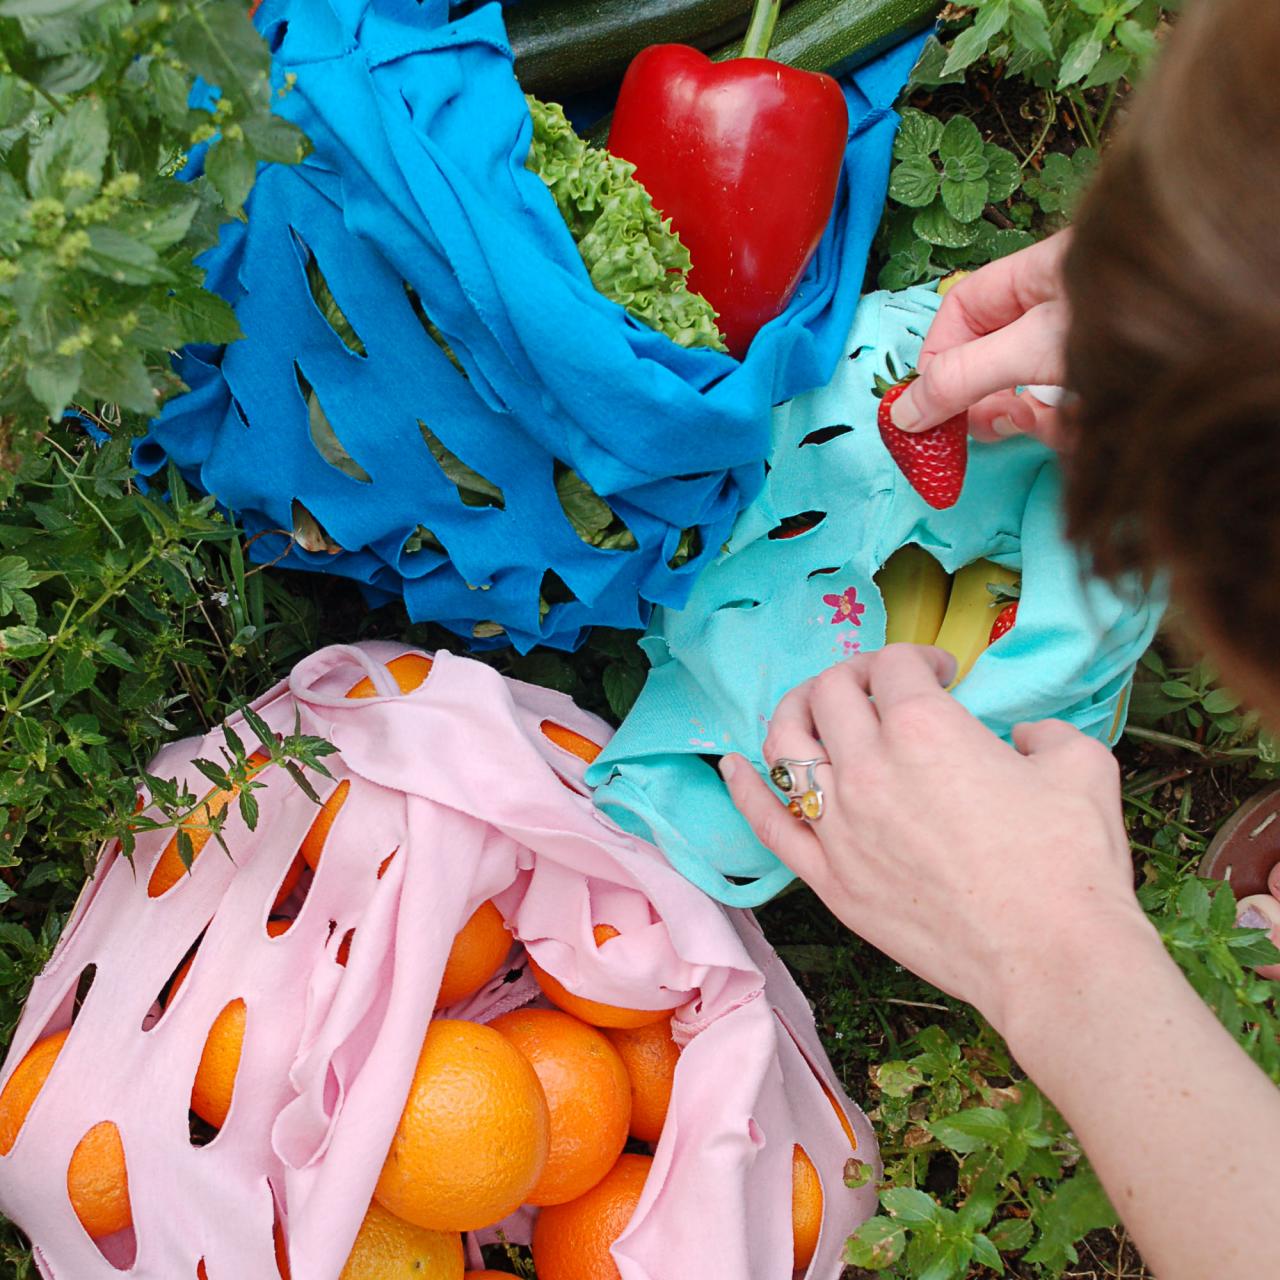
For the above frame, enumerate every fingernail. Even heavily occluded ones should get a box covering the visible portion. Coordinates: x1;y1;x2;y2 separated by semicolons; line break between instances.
889;387;923;432
992;416;1021;438
718;756;737;783
1237;906;1272;931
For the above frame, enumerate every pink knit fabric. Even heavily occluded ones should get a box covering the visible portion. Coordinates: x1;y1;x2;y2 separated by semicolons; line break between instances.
0;643;878;1279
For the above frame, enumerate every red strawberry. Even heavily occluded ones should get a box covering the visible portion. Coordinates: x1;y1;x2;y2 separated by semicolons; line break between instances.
989;600;1018;643
875;374;968;510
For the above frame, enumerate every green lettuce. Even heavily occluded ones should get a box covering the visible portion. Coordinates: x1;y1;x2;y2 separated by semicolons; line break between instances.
525;96;727;353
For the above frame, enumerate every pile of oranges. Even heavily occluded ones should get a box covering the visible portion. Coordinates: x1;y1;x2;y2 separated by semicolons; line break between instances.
0;654;842;1278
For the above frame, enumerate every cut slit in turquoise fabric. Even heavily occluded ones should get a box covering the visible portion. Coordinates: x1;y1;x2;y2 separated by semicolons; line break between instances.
587;285;1164;907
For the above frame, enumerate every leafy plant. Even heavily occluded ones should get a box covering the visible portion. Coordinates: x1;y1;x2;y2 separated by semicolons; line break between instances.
0;0;307;479
879;110;1033;290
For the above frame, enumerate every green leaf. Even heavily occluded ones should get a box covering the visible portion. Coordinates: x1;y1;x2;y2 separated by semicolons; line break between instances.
908;35;967;88
893;108;944;160
983;145;1022;202
941;177;989;224
603;661;645;721
882;1186;943;1226
889;154;941;208
240;115;309;166
1057;29;1105;87
1201;688;1241;715
419;422;505;509
1177;877;1212;925
204;136;258;215
928;1106;1011;1153
1009;4;1054;58
1025;1166;1117;1268
25;355;82;420
971;1233;1004;1273
913;202;981;249
988;1216;1034;1251
303;380;372;485
0;625;48;657
1116;17;1158;61
938;115;984;166
26;97;108;206
81;227;168;286
844;1217;906;1270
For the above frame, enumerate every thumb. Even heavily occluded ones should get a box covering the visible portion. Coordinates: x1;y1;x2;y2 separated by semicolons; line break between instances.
718;755;827;888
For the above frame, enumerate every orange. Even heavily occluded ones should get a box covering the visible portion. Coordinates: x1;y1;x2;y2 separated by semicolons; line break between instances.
531;1152;651;1280
528;925;679;1031
821;1078;858;1150
792;1145;823;1271
540;722;603;764
346;653;434;699
436;901;512;1009
299;779;350;870
489;1009;631;1206
374;1019;550;1232
0;1031;131;1238
340;1201;463;1279
172;919;292;1129
273;853;305;911
148;749;273;897
604;1019;679;1145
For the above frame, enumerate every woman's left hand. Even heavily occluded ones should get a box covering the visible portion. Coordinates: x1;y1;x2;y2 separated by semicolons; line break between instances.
718;643;1145;1034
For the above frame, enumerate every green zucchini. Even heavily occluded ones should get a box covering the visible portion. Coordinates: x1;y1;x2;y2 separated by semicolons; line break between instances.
711;0;942;75
508;0;771;98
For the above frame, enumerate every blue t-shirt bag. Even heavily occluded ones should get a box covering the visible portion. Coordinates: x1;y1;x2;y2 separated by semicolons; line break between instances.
135;0;928;651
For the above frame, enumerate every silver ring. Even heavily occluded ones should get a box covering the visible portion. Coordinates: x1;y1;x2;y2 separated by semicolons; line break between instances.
769;757;830;822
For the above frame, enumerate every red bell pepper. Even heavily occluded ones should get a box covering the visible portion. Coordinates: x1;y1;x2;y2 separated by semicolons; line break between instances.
607;0;848;359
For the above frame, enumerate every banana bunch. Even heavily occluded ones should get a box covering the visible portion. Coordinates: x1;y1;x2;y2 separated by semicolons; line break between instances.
873;546;1020;689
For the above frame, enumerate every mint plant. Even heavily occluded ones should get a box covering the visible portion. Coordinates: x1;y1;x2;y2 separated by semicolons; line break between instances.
879;110;1032;289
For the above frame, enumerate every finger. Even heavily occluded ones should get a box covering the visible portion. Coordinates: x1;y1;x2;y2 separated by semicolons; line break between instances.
719;755;830;888
967;389;1035;442
764;668;877;767
1270;861;1280;899
845;644;957;711
890;300;1070;434
918;232;1071;359
1011;719;1082;756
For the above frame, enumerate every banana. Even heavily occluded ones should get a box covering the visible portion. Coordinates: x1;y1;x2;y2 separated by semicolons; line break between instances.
933;558;1021;689
874;544;951;647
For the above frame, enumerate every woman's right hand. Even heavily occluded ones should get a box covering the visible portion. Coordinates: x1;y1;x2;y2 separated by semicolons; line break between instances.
890;231;1072;447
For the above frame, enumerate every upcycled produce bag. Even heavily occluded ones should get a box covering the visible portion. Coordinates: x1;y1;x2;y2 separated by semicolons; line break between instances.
587;285;1164;906
133;0;927;651
0;643;876;1280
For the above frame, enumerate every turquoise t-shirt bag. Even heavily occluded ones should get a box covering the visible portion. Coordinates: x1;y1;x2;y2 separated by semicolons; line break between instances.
587;286;1163;907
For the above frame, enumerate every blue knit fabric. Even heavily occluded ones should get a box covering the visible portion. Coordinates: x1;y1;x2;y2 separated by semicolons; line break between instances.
587;286;1164;906
133;0;926;650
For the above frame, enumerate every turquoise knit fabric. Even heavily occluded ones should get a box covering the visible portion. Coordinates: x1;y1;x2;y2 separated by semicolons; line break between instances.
587;285;1163;907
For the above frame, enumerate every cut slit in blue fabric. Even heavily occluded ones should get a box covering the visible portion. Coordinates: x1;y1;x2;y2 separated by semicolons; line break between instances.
134;0;929;651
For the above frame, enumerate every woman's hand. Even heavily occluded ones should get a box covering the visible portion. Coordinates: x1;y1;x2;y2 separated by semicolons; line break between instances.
719;643;1147;1034
891;232;1072;448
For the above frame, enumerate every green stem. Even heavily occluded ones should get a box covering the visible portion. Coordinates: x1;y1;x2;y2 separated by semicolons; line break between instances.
741;0;783;59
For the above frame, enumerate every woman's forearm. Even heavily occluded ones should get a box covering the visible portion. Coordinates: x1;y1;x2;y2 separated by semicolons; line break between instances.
996;907;1280;1280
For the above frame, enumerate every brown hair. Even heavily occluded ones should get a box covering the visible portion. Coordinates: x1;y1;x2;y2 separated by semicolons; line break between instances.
1062;0;1280;692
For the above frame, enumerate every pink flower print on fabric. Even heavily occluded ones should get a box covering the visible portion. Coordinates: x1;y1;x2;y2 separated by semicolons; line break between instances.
823;586;865;626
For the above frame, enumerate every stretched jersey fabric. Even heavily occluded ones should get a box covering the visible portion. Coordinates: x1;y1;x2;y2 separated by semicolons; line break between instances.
0;644;876;1280
587;286;1164;906
133;0;926;651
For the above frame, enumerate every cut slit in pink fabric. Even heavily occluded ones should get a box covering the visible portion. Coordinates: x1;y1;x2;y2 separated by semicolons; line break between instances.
0;643;879;1279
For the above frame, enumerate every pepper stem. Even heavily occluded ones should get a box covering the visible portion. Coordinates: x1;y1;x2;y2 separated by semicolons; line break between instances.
740;0;782;60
